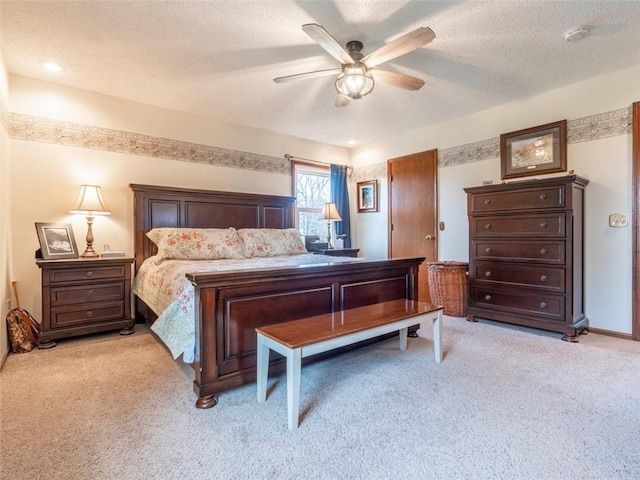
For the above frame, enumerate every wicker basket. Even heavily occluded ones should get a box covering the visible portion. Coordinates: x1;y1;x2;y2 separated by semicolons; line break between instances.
427;261;469;317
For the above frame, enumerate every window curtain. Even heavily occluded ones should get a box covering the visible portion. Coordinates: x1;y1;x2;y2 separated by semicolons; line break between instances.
330;164;351;248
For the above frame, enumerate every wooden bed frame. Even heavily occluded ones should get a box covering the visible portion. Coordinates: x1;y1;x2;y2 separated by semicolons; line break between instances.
131;184;425;408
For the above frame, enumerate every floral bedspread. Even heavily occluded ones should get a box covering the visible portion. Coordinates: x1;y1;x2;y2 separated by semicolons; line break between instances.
133;253;362;362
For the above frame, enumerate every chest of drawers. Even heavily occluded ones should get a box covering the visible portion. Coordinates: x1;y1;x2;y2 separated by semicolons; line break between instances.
464;175;588;341
37;257;135;347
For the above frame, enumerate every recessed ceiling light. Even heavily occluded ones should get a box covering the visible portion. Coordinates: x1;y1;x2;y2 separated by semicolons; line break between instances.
564;27;589;42
38;60;64;72
347;139;356;145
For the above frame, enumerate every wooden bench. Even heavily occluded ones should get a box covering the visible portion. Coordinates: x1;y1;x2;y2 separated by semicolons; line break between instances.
255;299;444;430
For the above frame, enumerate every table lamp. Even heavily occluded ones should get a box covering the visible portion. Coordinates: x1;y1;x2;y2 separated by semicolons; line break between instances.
320;202;342;249
70;185;111;258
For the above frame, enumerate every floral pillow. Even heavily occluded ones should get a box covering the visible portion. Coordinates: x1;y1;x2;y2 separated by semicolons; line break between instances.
146;228;246;260
237;228;307;257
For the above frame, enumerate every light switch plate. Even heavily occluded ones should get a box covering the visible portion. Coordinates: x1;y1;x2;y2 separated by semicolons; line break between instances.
609;213;628;227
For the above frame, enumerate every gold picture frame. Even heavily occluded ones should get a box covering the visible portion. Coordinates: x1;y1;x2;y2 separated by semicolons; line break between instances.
357;180;378;213
500;120;567;180
35;222;79;260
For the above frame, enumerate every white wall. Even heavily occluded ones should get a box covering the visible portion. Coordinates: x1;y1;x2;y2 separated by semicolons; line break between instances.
351;64;640;334
8;75;350;325
1;47;11;362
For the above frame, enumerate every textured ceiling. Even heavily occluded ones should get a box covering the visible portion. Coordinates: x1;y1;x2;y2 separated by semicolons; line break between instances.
2;1;640;147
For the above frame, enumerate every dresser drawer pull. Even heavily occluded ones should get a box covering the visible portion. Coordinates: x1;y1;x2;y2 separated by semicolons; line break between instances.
540;248;548;255
86;271;94;277
86;290;93;296
484;199;491;205
485;223;492;230
485;247;492;254
539;194;547;200
540;302;547;309
485;271;492;277
540;222;548;228
484;295;492;301
540;275;547;282
86;311;93;318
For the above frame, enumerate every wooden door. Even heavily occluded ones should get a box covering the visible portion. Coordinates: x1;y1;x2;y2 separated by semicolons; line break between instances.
388;150;438;302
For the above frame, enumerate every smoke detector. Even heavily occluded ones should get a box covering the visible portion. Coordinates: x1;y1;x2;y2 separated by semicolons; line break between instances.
565;27;589;42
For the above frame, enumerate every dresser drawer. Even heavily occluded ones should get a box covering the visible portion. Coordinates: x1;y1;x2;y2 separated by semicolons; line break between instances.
472;240;565;264
469;185;565;214
469;287;564;321
471;213;565;238
50;282;125;306
50;302;125;328
47;265;127;284
472;261;565;292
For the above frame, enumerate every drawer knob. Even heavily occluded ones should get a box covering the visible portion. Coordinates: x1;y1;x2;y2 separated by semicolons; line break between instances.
484;199;492;205
86;310;93;318
539;194;547;200
484;295;492;301
86;271;94;277
86;290;93;296
485;247;492;254
540;248;548;255
540;222;548;228
485;271;492;277
540;275;547;282
485;223;492;230
540;302;547;309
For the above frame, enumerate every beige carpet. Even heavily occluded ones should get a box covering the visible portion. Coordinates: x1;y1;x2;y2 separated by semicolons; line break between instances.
1;317;639;480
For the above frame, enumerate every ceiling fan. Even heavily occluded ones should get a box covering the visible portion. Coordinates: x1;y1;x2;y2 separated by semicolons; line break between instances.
274;23;435;107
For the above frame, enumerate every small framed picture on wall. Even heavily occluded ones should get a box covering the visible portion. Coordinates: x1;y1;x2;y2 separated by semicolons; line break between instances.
357;180;378;213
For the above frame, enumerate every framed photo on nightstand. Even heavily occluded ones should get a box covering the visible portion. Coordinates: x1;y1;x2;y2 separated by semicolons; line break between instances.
35;222;79;260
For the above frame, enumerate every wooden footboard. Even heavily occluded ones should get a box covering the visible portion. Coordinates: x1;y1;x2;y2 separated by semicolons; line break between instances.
187;257;424;407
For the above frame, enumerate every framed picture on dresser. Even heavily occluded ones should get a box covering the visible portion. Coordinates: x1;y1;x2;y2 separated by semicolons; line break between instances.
500;120;567;180
35;222;79;260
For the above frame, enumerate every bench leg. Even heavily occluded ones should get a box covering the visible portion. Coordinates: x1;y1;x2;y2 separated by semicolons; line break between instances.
399;327;408;351
256;334;269;403
433;310;443;363
287;348;302;430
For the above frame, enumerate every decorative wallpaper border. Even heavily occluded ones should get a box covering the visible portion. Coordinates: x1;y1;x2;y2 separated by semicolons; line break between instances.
7;106;632;180
8;113;290;175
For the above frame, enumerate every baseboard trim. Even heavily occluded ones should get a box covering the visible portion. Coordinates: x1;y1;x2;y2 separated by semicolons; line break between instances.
588;327;635;340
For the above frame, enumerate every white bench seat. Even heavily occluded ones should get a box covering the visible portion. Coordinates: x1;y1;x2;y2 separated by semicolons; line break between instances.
256;299;444;430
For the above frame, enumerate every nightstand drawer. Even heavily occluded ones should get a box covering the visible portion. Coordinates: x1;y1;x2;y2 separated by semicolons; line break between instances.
50;282;125;306
50;302;125;328
48;265;127;284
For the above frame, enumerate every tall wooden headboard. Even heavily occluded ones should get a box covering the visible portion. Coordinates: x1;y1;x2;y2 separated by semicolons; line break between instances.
130;184;296;271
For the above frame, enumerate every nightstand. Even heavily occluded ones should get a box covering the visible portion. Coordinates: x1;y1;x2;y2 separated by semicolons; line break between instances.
314;248;360;258
36;257;135;348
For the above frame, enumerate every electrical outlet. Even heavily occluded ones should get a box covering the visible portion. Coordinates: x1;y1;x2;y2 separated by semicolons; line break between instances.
609;213;628;227
6;298;11;309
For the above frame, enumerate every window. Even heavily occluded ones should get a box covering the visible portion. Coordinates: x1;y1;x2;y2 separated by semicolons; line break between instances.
291;161;330;240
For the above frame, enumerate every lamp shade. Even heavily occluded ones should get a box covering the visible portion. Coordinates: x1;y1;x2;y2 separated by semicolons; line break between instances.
70;185;111;216
320;202;342;221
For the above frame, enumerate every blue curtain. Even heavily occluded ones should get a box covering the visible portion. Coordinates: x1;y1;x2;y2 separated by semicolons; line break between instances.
330;164;351;248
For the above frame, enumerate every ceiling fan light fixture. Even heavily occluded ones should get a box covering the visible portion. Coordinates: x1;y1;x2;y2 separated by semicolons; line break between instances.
335;63;374;100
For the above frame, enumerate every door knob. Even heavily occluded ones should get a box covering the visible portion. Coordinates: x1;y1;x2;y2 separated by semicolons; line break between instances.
425;235;434;241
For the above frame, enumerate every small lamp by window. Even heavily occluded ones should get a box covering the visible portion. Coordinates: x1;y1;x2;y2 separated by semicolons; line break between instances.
320;202;342;249
70;185;111;258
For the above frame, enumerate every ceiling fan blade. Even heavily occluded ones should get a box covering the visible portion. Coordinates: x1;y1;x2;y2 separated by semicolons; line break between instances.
302;23;355;65
335;94;350;107
274;68;342;83
372;69;425;91
362;27;435;68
